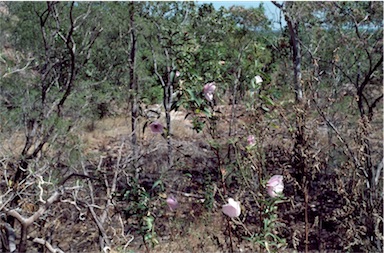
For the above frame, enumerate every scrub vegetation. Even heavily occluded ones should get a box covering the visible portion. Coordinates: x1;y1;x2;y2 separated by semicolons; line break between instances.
0;2;382;252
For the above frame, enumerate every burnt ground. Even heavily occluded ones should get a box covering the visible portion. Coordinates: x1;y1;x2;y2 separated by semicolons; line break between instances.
1;103;383;253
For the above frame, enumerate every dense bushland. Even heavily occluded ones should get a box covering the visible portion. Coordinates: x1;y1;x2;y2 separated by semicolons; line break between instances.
0;2;382;252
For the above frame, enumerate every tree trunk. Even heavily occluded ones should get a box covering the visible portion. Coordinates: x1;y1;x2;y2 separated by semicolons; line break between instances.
273;2;309;252
128;1;139;178
164;69;174;169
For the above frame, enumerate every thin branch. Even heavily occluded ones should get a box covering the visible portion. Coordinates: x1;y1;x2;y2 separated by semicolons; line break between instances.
32;238;64;253
358;55;383;95
2;59;35;78
87;204;111;248
84;162;112;250
313;98;370;185
271;1;284;9
150;46;166;87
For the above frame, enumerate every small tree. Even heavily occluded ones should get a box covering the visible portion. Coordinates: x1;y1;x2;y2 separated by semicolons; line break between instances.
1;2;102;251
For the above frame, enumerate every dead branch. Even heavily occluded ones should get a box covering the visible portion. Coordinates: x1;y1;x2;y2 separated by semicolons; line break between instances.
84;160;112;250
4;172;98;252
0;221;16;252
7;191;60;228
2;58;35;78
32;237;64;253
312;98;370;187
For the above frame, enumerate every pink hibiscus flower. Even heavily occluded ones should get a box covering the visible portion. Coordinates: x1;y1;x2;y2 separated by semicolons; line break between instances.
222;198;241;218
149;121;164;134
266;175;284;198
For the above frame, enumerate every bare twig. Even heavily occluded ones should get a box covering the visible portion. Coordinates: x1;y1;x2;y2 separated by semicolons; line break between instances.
2;58;35;78
313;99;370;186
84;159;112;250
6;190;61;252
0;189;14;211
32;237;64;253
87;204;112;248
374;159;383;186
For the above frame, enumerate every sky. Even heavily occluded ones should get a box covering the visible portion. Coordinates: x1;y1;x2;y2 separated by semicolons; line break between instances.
197;1;287;29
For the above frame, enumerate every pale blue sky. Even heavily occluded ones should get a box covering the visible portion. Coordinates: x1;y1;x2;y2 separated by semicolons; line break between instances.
197;1;286;29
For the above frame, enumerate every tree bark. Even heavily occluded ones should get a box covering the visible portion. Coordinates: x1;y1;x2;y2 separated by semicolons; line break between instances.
128;1;139;178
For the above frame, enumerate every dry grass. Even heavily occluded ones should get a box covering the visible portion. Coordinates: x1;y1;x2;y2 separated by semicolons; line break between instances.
1;98;382;253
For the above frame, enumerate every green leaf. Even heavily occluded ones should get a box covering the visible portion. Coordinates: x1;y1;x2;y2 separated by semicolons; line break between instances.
259;94;275;106
261;105;270;112
152;179;163;190
186;89;196;101
203;107;212;117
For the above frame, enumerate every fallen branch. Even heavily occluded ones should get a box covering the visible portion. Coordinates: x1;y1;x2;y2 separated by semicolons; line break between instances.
32;237;64;253
5;173;98;252
6;190;61;252
7;191;60;228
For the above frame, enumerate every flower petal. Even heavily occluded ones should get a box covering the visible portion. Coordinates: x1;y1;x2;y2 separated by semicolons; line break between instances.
267;175;284;197
166;195;178;211
255;75;263;84
222;198;241;218
149;122;164;134
247;135;256;146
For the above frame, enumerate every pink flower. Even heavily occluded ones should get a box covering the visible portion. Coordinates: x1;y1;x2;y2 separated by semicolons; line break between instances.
222;198;241;218
149;121;164;134
175;71;181;77
267;175;284;198
247;135;256;147
203;82;216;101
205;92;214;102
166;195;178;211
